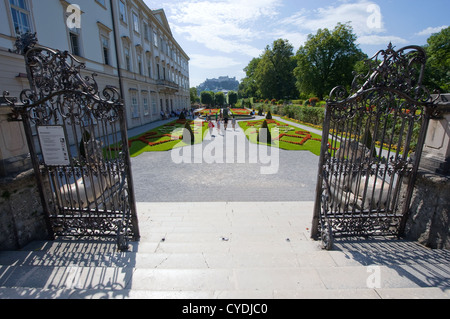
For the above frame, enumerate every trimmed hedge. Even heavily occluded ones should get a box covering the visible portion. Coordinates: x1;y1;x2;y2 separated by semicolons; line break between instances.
259;104;325;127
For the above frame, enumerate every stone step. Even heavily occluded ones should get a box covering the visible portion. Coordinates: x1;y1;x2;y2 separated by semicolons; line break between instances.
1;286;449;299
1;264;449;298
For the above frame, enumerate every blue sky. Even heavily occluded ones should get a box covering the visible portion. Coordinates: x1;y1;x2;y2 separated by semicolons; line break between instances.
145;0;449;88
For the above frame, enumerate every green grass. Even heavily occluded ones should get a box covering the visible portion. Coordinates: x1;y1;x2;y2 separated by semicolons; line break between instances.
107;120;208;158
238;119;330;156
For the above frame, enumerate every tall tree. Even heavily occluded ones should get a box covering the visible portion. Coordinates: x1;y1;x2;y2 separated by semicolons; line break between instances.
227;90;238;106
215;91;225;107
294;23;366;100
200;91;214;107
255;39;298;100
423;26;450;93
238;57;261;98
190;87;198;104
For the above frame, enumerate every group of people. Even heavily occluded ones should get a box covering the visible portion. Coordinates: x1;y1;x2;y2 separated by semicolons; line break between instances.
207;116;237;138
160;108;195;120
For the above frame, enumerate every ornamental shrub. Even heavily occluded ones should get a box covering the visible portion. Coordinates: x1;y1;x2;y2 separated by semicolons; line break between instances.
266;110;273;120
257;120;272;144
183;122;195;145
309;97;319;106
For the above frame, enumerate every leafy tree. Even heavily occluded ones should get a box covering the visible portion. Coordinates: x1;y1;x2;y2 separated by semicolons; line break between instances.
238;57;261;98
200;91;214;107
294;23;366;100
227;90;238;106
423;26;450;92
215;91;225;107
255;39;298;100
190;87;198;104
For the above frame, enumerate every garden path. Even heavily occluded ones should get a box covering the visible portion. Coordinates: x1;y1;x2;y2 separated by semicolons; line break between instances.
131;116;320;202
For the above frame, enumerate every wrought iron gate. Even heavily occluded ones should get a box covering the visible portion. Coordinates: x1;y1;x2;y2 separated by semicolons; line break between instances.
311;44;438;250
3;34;139;251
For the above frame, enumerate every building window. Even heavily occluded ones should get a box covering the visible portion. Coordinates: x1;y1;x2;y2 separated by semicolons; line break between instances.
119;0;127;23
9;0;32;35
143;22;149;41
153;31;158;47
69;31;81;56
152;94;157;114
147;57;152;78
124;47;131;71
132;12;139;33
137;54;142;75
101;36;110;65
131;93;139;118
157;64;160;79
143;95;149;116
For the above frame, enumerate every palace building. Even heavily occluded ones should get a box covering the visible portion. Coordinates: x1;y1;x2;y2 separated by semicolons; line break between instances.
0;0;190;177
0;0;190;129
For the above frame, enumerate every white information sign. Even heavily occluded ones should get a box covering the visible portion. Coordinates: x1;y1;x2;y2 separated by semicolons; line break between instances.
37;126;70;166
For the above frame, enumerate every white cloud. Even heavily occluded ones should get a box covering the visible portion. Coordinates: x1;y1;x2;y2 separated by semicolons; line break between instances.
415;25;448;36
189;54;242;69
280;0;385;36
275;0;411;49
163;0;282;56
358;35;408;46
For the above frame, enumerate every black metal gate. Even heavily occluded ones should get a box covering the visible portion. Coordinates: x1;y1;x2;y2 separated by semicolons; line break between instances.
311;44;438;250
3;34;139;251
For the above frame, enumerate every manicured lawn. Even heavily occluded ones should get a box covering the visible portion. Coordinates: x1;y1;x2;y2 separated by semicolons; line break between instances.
108;120;208;157
239;119;336;156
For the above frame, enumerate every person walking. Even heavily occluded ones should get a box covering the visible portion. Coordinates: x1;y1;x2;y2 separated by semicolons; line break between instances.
208;120;215;138
224;116;229;131
216;118;221;135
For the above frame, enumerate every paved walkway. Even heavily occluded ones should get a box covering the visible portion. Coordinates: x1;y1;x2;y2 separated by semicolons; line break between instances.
131;116;320;202
0;201;449;299
1;116;448;300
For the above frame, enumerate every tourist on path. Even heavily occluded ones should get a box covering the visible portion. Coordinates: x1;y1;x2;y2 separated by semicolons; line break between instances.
216;118;221;135
208;120;215;138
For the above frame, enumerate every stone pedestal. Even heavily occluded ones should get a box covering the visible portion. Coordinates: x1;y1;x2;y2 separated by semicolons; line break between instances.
404;94;450;250
420;94;450;175
0;169;49;250
0;106;32;177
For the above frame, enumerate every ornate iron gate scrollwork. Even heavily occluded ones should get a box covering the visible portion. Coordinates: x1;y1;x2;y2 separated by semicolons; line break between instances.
3;34;139;251
311;44;438;250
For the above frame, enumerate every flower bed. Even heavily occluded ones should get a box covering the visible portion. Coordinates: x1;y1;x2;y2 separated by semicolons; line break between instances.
239;119;338;155
107;120;208;157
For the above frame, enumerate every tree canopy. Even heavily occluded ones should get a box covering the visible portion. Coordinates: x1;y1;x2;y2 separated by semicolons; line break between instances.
238;57;261;98
294;23;366;100
423;26;450;93
200;91;214;106
255;39;298;100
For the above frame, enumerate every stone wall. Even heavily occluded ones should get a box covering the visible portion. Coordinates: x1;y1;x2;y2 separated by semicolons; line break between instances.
0;169;49;251
403;171;450;250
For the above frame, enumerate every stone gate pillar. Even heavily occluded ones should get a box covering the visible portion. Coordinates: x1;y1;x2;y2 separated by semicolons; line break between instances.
404;93;450;250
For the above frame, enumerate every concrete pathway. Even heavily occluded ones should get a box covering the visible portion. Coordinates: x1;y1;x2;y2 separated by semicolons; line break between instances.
1;117;448;300
131;116;320;202
0;201;449;299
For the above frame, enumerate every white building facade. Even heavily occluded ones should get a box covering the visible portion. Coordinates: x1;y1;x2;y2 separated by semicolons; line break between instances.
0;0;190;130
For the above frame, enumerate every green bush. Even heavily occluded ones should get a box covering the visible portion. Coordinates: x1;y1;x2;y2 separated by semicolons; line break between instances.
257;120;272;144
277;105;325;126
183;122;195;145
